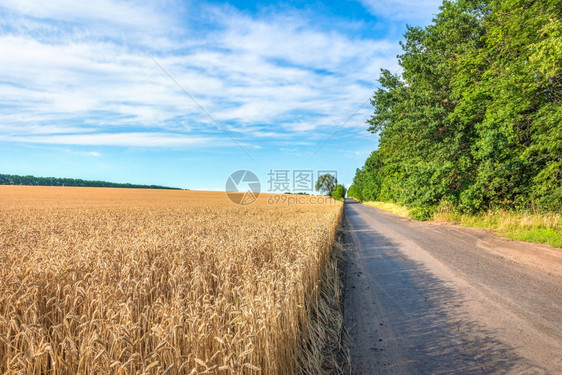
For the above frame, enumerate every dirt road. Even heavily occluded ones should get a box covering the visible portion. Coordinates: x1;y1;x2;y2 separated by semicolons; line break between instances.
343;199;562;374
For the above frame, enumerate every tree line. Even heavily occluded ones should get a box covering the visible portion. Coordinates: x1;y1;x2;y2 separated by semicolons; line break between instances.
0;174;180;190
349;0;561;219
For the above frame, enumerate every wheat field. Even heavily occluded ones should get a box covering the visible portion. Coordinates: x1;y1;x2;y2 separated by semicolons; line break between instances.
0;186;343;374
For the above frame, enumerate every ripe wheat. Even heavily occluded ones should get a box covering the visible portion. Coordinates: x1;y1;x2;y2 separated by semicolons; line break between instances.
0;186;342;374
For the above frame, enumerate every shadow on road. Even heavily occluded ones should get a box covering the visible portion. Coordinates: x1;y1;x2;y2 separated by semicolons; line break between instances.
343;200;547;374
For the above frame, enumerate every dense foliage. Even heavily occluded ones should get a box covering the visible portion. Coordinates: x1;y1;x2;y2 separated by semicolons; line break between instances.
331;184;347;200
350;0;561;218
0;173;180;190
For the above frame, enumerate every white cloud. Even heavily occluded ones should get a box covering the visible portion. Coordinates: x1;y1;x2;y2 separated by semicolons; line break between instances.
17;144;103;158
0;0;403;149
356;0;442;23
0;133;215;148
65;149;102;157
0;0;178;36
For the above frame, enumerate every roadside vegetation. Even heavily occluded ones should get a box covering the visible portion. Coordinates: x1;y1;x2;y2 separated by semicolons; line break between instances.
349;0;561;245
363;201;410;218
331;185;347;201
434;207;561;248
363;200;561;248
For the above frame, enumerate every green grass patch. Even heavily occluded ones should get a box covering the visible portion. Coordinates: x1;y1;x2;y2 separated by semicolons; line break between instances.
363;201;410;218
504;228;562;248
361;201;561;248
434;208;561;248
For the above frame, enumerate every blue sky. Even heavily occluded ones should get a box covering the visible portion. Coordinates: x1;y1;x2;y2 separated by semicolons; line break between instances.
0;0;441;191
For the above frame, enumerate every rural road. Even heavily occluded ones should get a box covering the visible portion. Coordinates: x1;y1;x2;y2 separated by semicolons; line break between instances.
342;199;562;374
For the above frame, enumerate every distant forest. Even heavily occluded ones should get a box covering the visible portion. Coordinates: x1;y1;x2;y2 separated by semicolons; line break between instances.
0;174;180;190
349;0;561;219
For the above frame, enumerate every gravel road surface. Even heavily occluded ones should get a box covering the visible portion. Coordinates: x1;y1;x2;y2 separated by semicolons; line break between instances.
343;199;562;374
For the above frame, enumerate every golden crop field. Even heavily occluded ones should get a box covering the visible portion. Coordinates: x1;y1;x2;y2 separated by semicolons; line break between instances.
0;186;343;374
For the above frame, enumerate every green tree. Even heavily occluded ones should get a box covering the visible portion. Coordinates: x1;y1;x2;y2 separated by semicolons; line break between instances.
331;184;347;200
458;0;562;211
367;0;488;213
315;173;337;196
353;0;561;216
347;184;361;200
